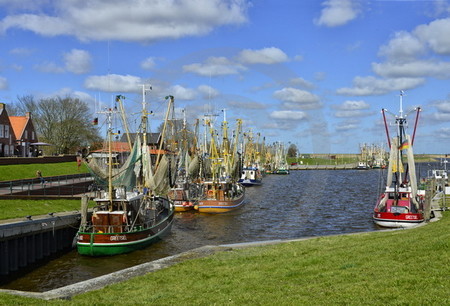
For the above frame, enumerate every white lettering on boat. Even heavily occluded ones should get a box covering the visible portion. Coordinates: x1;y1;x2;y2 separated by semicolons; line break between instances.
110;235;127;241
405;215;418;220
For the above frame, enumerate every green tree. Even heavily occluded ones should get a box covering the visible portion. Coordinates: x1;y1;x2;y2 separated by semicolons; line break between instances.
16;95;101;154
287;143;298;158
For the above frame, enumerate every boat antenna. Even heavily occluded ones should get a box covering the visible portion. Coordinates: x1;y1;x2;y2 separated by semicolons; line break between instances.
399;90;404;118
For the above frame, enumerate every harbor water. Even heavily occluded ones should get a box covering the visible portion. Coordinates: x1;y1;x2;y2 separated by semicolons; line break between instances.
1;167;431;292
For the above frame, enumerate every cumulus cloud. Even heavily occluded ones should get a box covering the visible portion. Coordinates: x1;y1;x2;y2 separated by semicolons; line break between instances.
378;31;425;62
84;74;143;92
335;122;358;131
372;60;450;79
0;0;249;42
169;85;196;100
414;18;450;55
141;57;156;70
237;47;289;64
34;61;65;73
9;47;33;56
198;85;219;99
227;100;266;109
270;110;307;120
289;77;315;89
315;0;361;27
333;100;373;118
336;76;425;96
63;49;92;74
183;57;246;77
273;87;321;110
334;100;370;110
0;76;8;90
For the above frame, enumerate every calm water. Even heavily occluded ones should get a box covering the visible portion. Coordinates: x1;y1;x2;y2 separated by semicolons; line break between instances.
2;166;434;292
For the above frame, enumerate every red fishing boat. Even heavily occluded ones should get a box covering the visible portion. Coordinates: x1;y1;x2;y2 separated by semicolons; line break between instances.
373;91;424;228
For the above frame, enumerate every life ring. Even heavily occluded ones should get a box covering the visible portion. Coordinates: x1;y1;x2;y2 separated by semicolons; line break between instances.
208;190;214;197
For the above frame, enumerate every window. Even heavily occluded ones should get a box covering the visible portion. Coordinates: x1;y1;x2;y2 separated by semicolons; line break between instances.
0;124;3;138
4;125;8;138
24;130;28;139
32;131;35;140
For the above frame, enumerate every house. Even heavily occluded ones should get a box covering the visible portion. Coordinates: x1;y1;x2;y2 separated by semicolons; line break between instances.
0;103;39;157
0;103;15;157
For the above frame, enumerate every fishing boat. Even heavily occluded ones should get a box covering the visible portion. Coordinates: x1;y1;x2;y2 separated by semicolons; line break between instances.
426;157;450;211
239;166;263;186
373;92;424;228
238;131;263;186
268;142;290;174
195;112;246;213
77;91;174;256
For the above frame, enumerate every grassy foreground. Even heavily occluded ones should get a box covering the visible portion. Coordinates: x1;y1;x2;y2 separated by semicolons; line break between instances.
0;162;88;181
1;212;449;305
0;199;85;220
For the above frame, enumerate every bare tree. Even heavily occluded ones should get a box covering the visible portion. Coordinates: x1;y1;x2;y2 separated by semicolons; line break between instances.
16;95;101;154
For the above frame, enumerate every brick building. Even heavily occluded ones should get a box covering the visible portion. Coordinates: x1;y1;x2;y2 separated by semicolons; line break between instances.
0;103;39;157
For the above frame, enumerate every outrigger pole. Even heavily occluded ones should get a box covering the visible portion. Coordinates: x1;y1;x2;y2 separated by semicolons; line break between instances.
382;108;391;148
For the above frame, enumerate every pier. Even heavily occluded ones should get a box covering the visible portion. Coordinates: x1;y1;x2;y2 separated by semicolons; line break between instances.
289;163;357;170
0;212;80;277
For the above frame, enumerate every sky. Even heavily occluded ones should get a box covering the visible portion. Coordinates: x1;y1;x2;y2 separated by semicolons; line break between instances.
1;0;450;154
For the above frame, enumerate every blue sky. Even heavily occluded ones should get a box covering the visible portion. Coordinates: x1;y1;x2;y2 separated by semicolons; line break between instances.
1;0;450;154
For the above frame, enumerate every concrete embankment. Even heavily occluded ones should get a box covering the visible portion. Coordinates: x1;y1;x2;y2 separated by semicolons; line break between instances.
0;212;80;277
290;163;357;170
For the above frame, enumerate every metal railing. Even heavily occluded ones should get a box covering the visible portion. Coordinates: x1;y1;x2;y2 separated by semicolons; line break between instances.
0;173;93;197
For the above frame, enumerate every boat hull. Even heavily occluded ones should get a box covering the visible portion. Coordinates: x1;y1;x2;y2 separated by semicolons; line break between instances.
195;194;246;213
174;200;196;212
238;178;262;187
77;212;174;256
373;211;424;228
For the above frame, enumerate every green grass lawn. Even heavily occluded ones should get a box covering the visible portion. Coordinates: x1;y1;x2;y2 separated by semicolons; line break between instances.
1;212;448;305
0;199;85;220
0;162;89;181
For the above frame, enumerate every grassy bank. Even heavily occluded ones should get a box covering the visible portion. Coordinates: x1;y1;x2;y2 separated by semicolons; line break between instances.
0;162;88;181
1;212;448;305
0;199;85;220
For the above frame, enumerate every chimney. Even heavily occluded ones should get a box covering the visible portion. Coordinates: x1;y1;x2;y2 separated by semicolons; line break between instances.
26;112;31;119
0;103;4;110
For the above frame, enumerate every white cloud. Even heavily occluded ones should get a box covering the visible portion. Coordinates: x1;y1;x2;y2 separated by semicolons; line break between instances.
378;31;425;62
34;61;64;73
0;76;8;90
183;57;246;76
84;74;143;92
270;110;306;120
315;0;361;27
335;110;371;118
372;60;450;79
227;100;266;109
273;87;321;110
335;100;369;110
335;121;358;131
169;85;196;100
333;100;373;118
336;76;425;96
414;18;450;55
9;47;33;56
0;0;249;42
64;49;92;74
289;77;315;89
198;85;219;99
430;112;450;122
237;47;289;64
141;57;156;70
431;99;450;113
